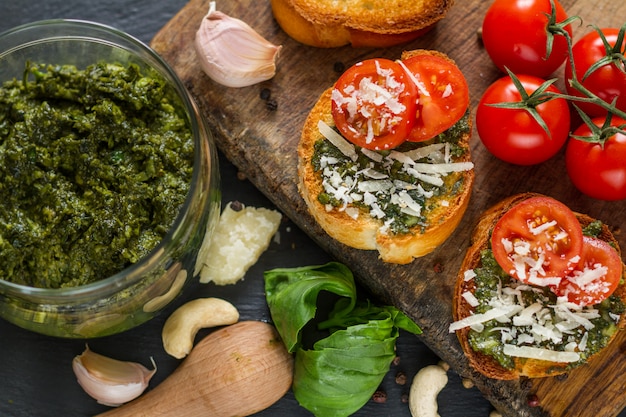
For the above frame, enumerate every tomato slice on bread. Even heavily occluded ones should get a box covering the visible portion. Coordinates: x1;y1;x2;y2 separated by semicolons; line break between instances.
554;236;623;307
491;196;584;286
330;53;469;149
401;53;469;142
331;58;418;151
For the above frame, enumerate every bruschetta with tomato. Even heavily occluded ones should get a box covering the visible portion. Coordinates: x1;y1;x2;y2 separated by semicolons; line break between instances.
271;0;452;48
450;193;626;379
297;49;474;264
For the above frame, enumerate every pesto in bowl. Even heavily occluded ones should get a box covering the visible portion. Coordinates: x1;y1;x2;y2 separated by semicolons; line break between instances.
0;20;220;338
0;61;194;289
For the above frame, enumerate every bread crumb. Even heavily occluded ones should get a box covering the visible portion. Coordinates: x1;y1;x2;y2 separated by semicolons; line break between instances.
198;202;282;285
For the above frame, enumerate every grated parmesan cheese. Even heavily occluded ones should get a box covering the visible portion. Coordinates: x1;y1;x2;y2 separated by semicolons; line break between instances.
314;119;472;235
448;257;622;365
331;61;409;145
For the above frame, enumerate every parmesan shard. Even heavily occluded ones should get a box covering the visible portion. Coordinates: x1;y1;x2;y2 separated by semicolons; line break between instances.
448;305;521;333
502;344;580;363
461;291;480;307
317;120;357;161
403;143;446;161
198;202;282;285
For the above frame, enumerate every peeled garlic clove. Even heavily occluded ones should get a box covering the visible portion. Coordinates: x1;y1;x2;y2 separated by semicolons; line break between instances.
195;1;282;88
72;345;157;407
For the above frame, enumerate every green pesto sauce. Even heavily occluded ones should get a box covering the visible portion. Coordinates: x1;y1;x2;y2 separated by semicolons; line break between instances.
0;62;194;289
468;226;625;371
582;220;603;239
311;111;471;235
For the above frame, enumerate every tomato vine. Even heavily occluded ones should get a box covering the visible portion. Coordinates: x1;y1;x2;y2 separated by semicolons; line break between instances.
477;0;626;190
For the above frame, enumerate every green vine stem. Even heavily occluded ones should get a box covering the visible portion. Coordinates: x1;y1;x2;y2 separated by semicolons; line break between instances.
570;104;626;147
488;1;626;139
559;21;626;120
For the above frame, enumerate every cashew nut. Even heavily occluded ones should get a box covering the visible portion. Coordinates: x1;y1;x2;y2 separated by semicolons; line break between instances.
437;360;450;371
162;297;239;359
143;266;187;313
408;364;449;417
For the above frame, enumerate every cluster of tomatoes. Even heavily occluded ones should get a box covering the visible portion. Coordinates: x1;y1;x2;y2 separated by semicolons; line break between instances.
475;0;626;201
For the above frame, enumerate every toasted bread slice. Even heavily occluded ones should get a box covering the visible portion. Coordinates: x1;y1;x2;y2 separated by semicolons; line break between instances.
297;50;473;264
271;0;452;47
452;193;626;380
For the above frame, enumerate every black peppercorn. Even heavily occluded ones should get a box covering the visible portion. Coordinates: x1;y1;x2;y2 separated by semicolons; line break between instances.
372;390;387;404
260;87;271;101
266;98;278;111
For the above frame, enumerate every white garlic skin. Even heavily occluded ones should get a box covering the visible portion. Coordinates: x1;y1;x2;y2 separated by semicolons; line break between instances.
195;1;282;88
72;345;157;407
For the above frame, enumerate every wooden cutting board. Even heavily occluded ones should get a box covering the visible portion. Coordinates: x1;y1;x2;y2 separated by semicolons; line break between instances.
151;1;626;416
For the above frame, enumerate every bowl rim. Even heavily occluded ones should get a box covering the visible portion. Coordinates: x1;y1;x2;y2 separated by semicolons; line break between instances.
0;19;210;301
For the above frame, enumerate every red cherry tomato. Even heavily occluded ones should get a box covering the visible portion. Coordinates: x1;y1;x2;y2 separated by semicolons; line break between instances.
554;236;623;306
481;0;573;77
564;28;626;117
476;74;570;165
331;58;418;151
401;54;470;142
565;116;626;201
491;196;584;286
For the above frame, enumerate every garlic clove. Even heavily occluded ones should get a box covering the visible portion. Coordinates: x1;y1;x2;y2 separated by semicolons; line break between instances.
72;345;157;407
195;1;282;88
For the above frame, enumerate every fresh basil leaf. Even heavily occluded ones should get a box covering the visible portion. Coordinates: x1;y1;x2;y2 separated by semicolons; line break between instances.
264;262;422;417
293;318;399;417
264;262;356;352
321;301;422;336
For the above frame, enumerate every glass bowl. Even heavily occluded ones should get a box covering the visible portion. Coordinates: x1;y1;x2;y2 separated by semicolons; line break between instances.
0;20;221;338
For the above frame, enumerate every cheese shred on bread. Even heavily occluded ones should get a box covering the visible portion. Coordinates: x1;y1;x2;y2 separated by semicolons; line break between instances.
297;50;473;264
271;0;454;47
451;193;626;380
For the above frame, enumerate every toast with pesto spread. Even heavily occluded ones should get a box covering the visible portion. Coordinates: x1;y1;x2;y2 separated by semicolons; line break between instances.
297;49;474;264
450;193;626;380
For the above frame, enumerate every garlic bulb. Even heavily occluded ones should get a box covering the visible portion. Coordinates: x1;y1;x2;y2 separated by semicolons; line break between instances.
72;345;157;407
195;1;282;87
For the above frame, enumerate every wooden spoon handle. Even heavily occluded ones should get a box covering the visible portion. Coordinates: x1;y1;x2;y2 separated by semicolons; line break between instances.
97;321;294;417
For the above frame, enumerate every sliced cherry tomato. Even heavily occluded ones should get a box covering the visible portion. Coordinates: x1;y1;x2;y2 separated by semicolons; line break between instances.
554;236;623;306
565;116;626;201
564;28;626;117
402;54;469;142
482;0;573;77
491;196;584;285
476;74;570;165
331;58;418;151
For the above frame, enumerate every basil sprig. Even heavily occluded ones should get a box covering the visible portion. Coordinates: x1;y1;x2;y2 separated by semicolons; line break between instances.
264;262;421;417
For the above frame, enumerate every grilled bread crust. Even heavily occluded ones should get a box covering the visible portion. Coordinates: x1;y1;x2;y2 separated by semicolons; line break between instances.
297;50;473;264
271;0;454;47
453;192;626;380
